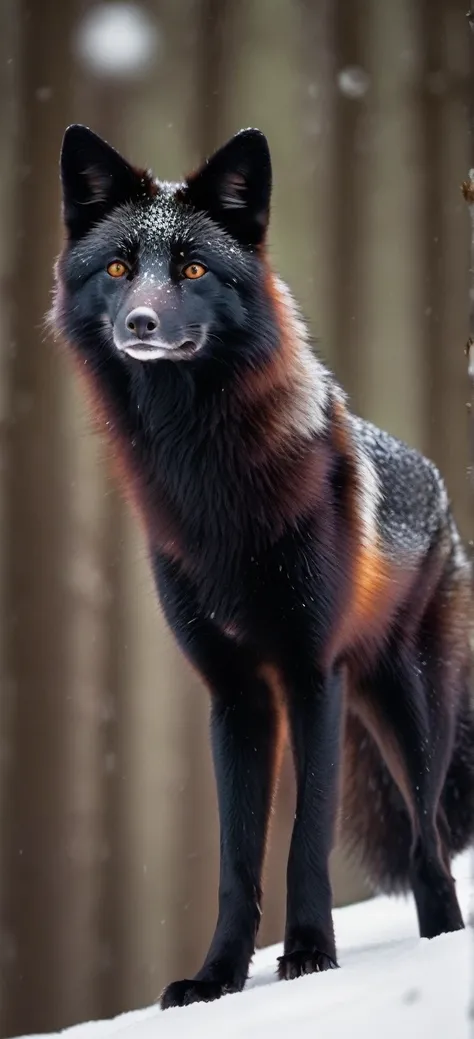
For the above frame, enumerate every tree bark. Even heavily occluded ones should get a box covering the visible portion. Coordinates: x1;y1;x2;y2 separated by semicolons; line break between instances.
1;0;108;1031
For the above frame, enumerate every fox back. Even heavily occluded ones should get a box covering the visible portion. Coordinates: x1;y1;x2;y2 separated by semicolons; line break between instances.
52;126;474;1009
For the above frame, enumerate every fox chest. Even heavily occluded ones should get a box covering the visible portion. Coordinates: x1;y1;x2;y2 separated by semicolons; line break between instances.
157;518;345;662
123;425;351;651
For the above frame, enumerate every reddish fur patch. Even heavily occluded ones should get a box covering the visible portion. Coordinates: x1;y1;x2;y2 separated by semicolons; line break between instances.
233;265;332;528
349;546;405;639
240;267;304;415
327;398;414;662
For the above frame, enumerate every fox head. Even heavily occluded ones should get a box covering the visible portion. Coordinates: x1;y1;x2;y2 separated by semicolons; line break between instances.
54;125;277;367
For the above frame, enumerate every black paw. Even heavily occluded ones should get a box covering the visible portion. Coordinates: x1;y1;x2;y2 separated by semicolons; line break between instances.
160;977;240;1009
277;950;338;981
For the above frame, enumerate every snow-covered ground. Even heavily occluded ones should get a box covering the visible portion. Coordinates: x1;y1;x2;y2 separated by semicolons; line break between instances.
24;852;473;1039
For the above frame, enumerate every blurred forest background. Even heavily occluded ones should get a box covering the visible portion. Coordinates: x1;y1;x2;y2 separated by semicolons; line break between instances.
0;0;472;1035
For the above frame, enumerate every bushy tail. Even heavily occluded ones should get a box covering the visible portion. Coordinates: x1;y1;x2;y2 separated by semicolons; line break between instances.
341;700;474;895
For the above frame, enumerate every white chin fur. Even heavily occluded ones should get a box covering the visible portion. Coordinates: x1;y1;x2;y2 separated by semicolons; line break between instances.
118;332;207;362
122;345;176;361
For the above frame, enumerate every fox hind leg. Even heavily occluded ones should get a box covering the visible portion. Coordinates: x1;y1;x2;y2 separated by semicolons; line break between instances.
355;639;464;939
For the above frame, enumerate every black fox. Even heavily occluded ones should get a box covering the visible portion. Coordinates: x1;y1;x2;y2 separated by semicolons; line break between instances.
51;125;474;1009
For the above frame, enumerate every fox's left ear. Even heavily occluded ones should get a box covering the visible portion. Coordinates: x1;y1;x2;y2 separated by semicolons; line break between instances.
184;129;272;248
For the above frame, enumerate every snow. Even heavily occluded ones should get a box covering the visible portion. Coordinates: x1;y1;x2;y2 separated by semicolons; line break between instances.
23;852;473;1039
74;3;160;78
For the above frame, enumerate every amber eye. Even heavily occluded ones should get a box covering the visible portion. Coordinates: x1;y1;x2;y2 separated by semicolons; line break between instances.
107;260;129;278
182;262;207;280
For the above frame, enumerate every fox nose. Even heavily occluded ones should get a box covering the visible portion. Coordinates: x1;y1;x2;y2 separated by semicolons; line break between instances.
125;306;159;340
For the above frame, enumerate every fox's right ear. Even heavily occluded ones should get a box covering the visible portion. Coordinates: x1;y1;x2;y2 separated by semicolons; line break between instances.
60;125;146;241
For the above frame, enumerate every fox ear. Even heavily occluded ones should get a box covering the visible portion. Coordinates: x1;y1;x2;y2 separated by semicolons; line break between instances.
184;129;272;247
60;125;145;240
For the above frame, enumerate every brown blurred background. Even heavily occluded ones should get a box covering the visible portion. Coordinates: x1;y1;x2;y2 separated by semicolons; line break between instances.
0;0;472;1034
